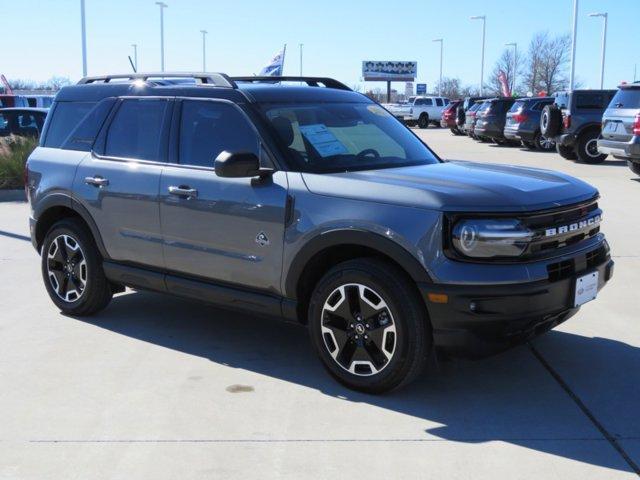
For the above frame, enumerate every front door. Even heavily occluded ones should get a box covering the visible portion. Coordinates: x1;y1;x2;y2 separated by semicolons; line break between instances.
159;99;288;294
73;98;172;268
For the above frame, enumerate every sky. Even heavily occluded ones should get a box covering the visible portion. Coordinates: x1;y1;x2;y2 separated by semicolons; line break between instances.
3;0;639;92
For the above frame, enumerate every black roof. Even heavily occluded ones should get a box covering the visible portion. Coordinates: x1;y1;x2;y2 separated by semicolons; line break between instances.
56;73;367;105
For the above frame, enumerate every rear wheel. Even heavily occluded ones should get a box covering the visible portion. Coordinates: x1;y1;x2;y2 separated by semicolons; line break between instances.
41;218;112;316
576;130;607;164
418;113;429;129
556;143;577;160
627;160;640;177
534;132;556;152
308;259;430;393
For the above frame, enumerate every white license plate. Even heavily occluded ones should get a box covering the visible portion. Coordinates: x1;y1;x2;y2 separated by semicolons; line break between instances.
574;271;599;307
604;122;619;133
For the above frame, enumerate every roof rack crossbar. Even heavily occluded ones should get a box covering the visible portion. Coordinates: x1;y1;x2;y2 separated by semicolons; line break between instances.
77;72;236;88
231;76;351;91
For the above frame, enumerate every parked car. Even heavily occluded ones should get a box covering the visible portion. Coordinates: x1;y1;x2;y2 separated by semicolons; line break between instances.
474;97;516;144
0;94;29;108
26;95;55;108
462;100;484;138
440;100;463;135
385;96;450;128
455;96;490;133
597;82;640;176
26;73;613;393
0;107;48;138
504;97;556;151
540;89;616;163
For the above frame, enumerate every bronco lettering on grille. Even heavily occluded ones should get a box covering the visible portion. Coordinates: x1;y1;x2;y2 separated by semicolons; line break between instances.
545;215;601;238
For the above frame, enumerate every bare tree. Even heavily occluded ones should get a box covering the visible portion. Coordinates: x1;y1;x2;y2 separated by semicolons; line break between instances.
436;77;462;99
487;48;523;96
522;31;570;95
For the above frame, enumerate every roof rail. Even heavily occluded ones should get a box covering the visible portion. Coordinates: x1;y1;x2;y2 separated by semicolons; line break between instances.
77;72;236;88
231;76;351;91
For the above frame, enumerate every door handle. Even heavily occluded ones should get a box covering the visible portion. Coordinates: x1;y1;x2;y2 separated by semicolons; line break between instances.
84;176;109;187
168;185;198;198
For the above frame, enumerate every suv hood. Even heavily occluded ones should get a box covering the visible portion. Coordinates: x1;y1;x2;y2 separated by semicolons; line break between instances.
301;161;598;212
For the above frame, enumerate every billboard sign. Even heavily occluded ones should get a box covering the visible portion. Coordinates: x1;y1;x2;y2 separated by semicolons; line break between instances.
416;83;427;95
362;61;417;81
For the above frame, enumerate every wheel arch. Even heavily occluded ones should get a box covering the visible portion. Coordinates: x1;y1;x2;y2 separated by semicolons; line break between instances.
284;230;432;323
34;194;109;258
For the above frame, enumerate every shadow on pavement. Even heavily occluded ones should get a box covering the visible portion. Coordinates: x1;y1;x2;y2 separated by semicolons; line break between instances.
76;290;637;473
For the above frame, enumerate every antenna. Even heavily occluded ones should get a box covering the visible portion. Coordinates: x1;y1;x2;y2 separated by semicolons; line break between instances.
128;56;137;73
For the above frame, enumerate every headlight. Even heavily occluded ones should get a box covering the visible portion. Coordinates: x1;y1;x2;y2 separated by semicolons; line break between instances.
452;219;533;258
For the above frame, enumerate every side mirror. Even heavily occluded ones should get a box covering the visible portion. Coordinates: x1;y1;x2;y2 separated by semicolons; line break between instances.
214;151;273;178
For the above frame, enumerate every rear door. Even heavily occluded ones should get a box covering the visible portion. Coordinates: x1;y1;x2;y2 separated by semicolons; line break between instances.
73;97;172;268
602;88;640;142
159;98;288;293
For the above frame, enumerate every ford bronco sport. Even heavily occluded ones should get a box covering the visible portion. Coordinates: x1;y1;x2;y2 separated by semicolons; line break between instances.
26;73;614;393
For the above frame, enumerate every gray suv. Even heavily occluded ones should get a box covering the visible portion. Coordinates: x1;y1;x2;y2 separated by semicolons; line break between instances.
597;82;640;177
26;73;614;393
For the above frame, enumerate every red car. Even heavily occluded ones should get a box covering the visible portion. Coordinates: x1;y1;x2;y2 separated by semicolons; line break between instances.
440;100;463;135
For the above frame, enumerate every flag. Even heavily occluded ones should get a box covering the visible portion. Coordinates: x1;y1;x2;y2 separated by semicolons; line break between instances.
259;46;286;76
498;70;511;97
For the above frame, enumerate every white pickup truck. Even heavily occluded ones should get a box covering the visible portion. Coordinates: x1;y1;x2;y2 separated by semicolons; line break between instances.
383;96;451;128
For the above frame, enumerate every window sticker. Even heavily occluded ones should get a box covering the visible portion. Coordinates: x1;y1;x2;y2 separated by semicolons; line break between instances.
299;124;348;157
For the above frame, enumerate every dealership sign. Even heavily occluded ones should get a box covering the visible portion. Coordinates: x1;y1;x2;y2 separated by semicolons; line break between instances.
416;83;427;95
362;61;417;81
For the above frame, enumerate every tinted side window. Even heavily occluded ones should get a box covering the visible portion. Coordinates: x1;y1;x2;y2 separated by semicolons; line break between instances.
43;102;95;148
424;98;433;106
576;93;604;110
179;100;258;168
414;99;425;106
105;99;169;161
435;98;443;106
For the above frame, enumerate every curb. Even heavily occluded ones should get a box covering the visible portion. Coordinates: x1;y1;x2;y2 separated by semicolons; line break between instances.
0;189;27;202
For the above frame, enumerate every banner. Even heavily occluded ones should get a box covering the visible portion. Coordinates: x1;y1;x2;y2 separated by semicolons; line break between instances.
498;70;511;97
259;46;286;76
362;61;417;82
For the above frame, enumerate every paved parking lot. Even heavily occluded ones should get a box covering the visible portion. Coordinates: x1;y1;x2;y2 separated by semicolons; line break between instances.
1;128;639;479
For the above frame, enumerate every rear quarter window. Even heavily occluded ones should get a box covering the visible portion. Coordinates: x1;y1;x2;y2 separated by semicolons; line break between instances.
43;102;96;148
575;93;604;110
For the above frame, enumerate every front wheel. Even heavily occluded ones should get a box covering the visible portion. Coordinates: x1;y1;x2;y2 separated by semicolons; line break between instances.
628;160;640;177
534;132;556;152
41;218;113;316
308;259;431;393
418;114;429;129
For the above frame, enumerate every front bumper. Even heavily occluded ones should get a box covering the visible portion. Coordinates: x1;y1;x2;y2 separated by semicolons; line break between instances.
419;244;614;358
597;137;640;159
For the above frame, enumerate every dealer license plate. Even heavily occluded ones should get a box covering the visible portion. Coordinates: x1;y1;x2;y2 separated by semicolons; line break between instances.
574;271;599;307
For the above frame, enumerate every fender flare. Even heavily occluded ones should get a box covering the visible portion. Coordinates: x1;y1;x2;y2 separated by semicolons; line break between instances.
34;193;110;259
283;229;433;299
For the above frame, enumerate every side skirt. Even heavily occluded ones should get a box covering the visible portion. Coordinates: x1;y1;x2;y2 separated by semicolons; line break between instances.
103;261;299;322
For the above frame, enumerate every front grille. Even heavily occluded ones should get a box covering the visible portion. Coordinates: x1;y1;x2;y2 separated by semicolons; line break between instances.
546;244;609;282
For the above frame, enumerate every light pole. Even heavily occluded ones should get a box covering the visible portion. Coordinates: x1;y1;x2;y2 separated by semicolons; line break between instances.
155;2;168;72
80;0;87;77
299;43;303;76
569;0;579;90
432;38;443;96
200;30;208;72
131;44;138;71
470;16;486;95
505;42;517;95
588;12;608;89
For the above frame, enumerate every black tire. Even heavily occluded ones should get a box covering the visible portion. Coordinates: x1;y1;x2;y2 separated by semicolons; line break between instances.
523;141;537;150
418;113;429;129
556;143;577;160
576;130;607;164
534;132;556;152
450;128;461;136
456;106;466;127
540;104;561;137
628;160;640;177
308;258;431;394
41;218;112;316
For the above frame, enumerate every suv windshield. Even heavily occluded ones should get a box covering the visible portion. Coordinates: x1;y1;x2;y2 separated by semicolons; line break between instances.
260;102;439;173
610;88;640;109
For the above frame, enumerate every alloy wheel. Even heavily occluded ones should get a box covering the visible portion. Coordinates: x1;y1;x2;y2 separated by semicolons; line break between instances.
585;138;600;158
538;135;555;151
47;234;88;302
320;283;397;376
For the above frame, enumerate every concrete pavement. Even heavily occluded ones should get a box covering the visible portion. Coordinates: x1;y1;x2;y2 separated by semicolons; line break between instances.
0;128;638;479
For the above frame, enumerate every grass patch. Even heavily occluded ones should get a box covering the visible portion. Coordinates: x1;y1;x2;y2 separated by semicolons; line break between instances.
0;136;38;189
